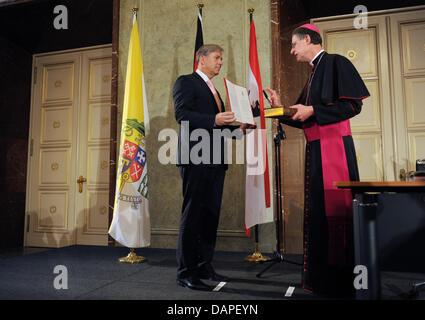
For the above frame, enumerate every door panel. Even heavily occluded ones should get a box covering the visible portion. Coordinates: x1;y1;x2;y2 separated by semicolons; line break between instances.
318;16;388;181
75;48;111;246
352;134;384;181
88;103;112;141
404;78;425;127
327;28;378;77
409;132;425;163
25;52;80;247
25;46;111;247
41;106;72;144
401;22;425;73
39;149;70;185
351;80;381;130
42;63;75;104
390;11;425;173
38;191;69;231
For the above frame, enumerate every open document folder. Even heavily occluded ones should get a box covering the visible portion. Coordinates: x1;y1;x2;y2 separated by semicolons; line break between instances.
223;78;255;125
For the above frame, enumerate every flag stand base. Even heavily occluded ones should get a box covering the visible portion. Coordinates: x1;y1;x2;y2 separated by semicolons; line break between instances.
118;248;146;264
244;242;271;262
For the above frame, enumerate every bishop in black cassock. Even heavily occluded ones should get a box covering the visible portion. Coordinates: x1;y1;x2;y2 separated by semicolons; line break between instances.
267;24;370;297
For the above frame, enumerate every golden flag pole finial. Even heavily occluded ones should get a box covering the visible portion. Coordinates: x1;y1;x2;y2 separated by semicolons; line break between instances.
132;7;139;18
248;8;254;14
197;3;204;9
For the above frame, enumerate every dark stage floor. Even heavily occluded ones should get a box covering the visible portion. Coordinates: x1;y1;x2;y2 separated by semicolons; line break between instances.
0;245;424;302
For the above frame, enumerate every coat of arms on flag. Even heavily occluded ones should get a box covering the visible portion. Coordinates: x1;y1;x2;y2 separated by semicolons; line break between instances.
119;119;147;201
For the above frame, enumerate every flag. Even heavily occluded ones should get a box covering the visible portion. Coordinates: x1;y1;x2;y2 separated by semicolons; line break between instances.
109;15;150;248
245;17;272;232
193;6;204;71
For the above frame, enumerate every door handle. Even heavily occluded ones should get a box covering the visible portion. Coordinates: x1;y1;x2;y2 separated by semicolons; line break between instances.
400;169;407;181
77;175;87;193
400;169;414;181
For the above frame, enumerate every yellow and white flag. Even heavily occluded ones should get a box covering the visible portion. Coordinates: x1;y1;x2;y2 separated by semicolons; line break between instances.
109;15;150;248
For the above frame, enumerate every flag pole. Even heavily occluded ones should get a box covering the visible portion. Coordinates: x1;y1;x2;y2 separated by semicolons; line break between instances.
193;3;204;71
244;8;271;263
117;6;147;264
244;225;271;262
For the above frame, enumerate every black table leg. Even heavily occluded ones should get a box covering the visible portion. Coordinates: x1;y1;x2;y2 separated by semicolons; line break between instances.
353;193;380;300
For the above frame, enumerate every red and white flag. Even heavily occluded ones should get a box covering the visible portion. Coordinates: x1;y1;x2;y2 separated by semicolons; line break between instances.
245;18;272;232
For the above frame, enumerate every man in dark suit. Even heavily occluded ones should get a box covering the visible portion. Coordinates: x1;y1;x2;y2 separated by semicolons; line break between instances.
173;44;248;291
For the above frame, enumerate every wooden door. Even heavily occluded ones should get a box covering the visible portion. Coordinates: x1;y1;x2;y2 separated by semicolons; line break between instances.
75;48;112;246
389;9;425;177
315;14;392;181
25;45;112;247
314;7;425;181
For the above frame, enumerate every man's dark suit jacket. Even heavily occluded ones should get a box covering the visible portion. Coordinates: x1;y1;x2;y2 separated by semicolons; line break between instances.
173;72;239;169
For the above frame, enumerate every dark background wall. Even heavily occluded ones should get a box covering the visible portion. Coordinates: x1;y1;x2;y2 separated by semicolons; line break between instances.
0;36;32;249
300;0;424;18
0;0;112;249
0;0;113;53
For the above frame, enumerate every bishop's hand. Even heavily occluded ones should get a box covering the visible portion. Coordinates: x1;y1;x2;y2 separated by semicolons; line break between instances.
290;104;314;122
264;88;282;107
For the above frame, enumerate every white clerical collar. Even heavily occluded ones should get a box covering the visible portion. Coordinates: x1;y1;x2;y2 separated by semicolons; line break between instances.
196;69;210;82
309;49;325;66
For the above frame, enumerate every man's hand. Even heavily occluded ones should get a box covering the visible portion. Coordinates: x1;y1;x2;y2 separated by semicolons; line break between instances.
215;111;236;126
290;104;314;122
264;88;282;107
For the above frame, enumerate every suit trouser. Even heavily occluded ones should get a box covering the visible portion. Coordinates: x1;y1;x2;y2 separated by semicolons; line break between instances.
177;165;226;279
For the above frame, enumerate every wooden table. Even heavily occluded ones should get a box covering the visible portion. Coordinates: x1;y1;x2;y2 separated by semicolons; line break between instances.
335;181;425;192
335;181;425;300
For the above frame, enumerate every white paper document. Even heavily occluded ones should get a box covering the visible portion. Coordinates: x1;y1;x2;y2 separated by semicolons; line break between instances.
223;78;255;125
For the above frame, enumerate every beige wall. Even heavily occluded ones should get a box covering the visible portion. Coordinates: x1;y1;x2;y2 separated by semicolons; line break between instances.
118;0;275;252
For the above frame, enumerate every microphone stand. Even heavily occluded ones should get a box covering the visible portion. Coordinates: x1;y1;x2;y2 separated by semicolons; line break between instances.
256;120;302;278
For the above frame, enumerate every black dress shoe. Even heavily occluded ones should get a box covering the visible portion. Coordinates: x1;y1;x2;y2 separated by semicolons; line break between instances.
199;271;229;282
177;276;213;291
